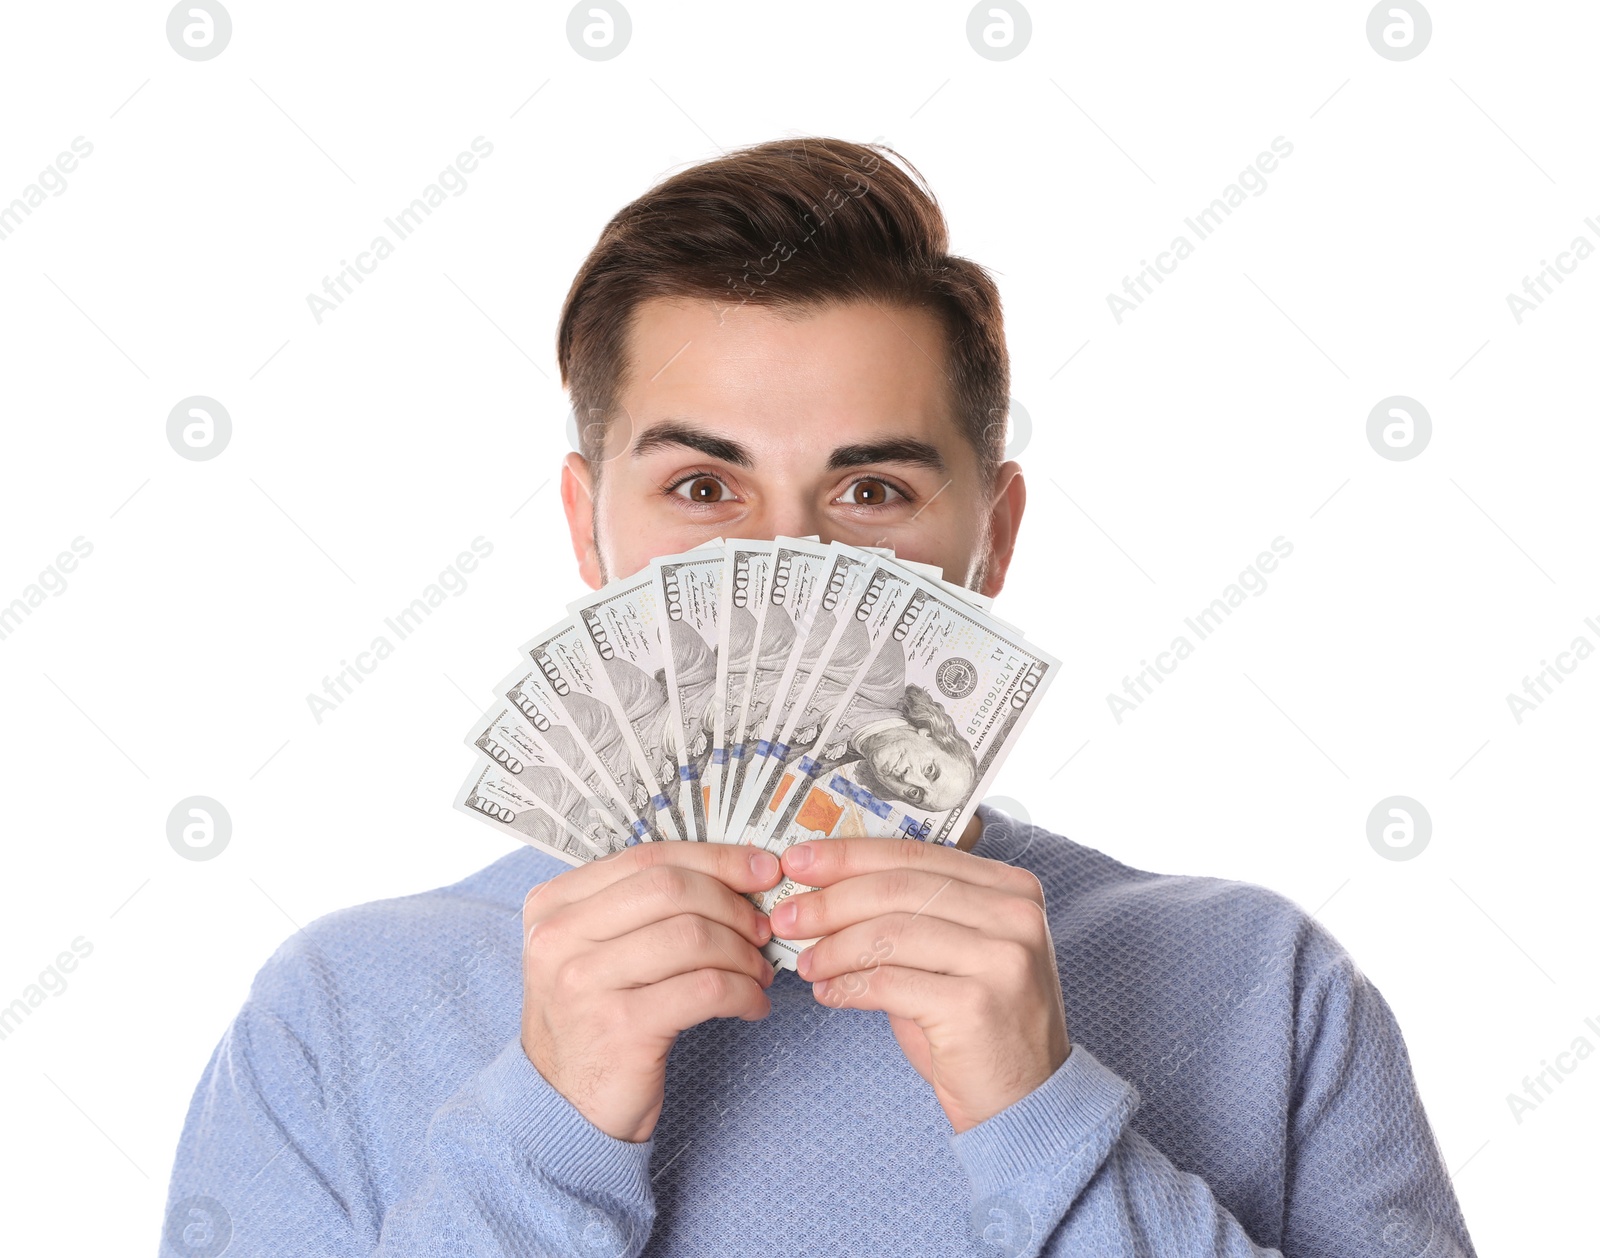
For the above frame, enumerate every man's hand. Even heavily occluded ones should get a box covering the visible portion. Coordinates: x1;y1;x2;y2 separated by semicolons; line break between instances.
521;842;782;1142
770;837;1070;1134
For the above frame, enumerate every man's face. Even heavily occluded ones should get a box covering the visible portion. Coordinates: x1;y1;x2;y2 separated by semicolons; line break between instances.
560;297;1025;595
859;724;973;812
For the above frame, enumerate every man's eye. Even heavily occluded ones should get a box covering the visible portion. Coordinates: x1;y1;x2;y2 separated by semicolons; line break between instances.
836;478;904;507
926;761;938;782
672;475;727;504
906;786;922;802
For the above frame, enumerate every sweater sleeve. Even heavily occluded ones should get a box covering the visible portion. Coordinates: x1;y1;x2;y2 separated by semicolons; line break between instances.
948;940;1476;1257
159;991;656;1255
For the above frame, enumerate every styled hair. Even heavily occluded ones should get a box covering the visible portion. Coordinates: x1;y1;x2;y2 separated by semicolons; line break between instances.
555;136;1010;484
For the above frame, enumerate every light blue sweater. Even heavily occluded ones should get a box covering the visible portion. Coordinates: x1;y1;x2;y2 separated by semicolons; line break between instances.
160;806;1476;1256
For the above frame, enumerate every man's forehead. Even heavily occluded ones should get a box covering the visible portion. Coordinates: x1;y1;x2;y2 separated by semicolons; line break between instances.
615;296;962;458
626;292;945;354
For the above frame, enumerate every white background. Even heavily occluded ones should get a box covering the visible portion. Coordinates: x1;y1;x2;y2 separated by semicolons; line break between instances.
1;1;1594;1252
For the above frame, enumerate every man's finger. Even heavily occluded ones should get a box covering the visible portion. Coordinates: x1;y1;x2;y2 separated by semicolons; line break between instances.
796;913;996;983
779;835;1042;902
810;962;967;1019
578;915;774;990
771;868;1037;943
525;840;781;920
625;965;772;1035
552;865;775;948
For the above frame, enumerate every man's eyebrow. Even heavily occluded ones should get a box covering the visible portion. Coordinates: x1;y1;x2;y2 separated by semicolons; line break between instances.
827;438;946;474
630;421;754;468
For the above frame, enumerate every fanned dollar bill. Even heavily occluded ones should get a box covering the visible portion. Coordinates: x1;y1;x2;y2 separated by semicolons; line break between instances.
708;539;776;840
465;676;636;855
738;573;1058;968
724;541;878;837
568;575;691;841
719;537;838;838
454;537;1058;975
728;551;919;840
453;761;609;866
650;549;723;844
520;617;670;842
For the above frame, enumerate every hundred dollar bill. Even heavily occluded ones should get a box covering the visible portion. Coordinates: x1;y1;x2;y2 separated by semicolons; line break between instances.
728;548;917;839
718;538;817;836
723;539;874;838
453;760;608;866
493;662;640;829
708;539;776;839
521;616;671;842
650;549;724;844
568;575;690;841
465;696;634;856
737;556;925;841
746;578;1058;969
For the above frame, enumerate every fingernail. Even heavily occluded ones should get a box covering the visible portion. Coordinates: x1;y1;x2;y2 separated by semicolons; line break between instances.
771;900;795;932
749;849;778;879
786;843;814;872
796;947;812;977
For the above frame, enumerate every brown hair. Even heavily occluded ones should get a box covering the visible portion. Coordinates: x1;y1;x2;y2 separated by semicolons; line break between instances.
555;136;1010;485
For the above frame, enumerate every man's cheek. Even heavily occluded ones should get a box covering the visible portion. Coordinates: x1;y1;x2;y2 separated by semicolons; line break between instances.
600;499;697;576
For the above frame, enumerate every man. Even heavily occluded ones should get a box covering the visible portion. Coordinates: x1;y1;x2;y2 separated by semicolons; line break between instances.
161;137;1476;1255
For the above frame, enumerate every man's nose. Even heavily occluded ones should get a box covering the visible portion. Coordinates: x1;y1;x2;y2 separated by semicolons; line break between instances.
750;498;823;542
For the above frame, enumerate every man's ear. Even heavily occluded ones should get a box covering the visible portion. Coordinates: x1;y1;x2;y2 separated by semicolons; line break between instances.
979;461;1026;599
560;451;603;590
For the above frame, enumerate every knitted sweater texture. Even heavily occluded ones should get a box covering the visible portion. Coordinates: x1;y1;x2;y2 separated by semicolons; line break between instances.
160;806;1476;1256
